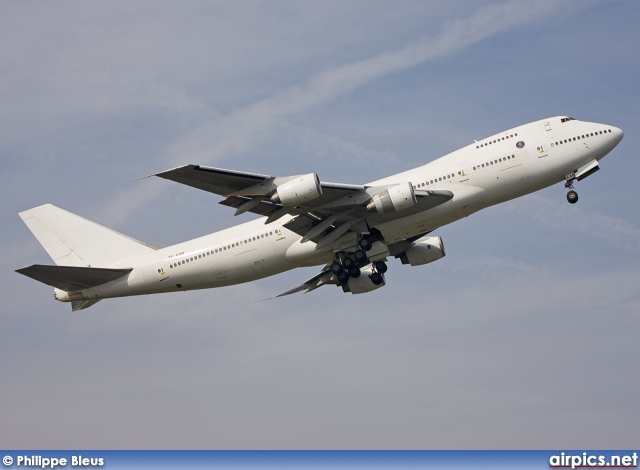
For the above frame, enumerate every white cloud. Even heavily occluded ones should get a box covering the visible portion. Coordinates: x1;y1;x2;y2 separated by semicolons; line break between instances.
503;194;640;251
96;0;565;225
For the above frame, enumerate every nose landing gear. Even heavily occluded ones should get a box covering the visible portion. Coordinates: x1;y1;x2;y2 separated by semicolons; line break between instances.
564;176;579;204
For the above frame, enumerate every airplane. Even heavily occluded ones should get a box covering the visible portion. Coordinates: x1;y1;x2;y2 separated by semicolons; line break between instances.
16;116;623;311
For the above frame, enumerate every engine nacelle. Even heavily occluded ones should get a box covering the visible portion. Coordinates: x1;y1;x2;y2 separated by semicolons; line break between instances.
399;236;446;266
271;173;322;206
342;266;386;294
366;182;417;215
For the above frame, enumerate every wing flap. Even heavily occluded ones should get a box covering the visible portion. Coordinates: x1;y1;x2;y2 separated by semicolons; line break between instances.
283;214;318;238
16;265;132;292
219;196;281;217
72;299;102;311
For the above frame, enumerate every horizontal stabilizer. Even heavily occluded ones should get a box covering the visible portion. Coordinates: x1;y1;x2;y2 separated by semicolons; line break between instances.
16;264;132;292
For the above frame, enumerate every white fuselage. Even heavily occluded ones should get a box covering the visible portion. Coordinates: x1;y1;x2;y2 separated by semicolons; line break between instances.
56;117;623;302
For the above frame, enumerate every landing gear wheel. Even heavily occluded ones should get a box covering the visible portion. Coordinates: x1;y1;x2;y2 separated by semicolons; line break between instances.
358;237;373;252
331;261;343;274
373;260;388;274
342;256;355;270
369;272;383;285
354;249;368;263
349;266;361;278
336;271;350;284
566;190;578;204
564;176;579;204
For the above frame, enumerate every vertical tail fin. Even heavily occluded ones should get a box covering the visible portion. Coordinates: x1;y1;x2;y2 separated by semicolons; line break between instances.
19;204;157;267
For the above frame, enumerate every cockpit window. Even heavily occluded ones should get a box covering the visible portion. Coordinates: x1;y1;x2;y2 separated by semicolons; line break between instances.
561;117;576;123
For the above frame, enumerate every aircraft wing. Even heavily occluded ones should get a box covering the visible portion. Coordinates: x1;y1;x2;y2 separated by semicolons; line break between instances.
154;164;453;246
155;164;364;206
274;266;335;297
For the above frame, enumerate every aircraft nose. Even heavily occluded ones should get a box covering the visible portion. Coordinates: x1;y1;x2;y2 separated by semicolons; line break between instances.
612;126;624;142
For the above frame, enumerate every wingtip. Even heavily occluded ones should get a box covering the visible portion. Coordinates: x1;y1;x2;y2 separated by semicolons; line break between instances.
134;164;199;182
132;174;156;182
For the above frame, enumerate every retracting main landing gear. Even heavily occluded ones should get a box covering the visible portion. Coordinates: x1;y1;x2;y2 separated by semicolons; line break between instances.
372;260;388;274
354;248;368;263
358;236;373;252
564;177;579;204
368;260;387;285
331;254;362;285
331;244;385;287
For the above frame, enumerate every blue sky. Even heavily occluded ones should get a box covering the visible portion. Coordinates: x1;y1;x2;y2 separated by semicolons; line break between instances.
1;1;638;448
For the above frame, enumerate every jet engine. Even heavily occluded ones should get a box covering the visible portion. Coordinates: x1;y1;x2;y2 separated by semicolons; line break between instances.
366;182;417;215
271;173;323;206
399;236;446;266
342;266;386;294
